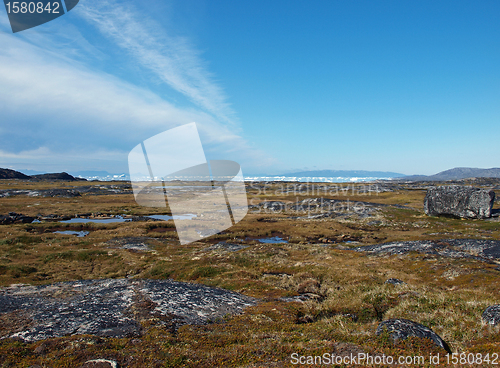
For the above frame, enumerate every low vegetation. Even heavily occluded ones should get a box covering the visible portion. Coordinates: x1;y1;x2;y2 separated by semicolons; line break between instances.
0;179;499;367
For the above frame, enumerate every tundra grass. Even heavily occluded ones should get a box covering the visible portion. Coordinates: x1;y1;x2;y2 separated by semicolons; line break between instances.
0;180;499;367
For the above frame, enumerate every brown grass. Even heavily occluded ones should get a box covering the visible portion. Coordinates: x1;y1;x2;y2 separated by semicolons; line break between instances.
1;179;500;366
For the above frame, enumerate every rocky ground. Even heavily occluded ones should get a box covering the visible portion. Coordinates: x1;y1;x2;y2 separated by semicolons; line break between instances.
0;184;132;199
0;278;256;342
1;179;500;367
352;238;500;262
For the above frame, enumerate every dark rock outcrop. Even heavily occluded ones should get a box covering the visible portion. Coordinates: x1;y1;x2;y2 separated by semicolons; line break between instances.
253;198;390;217
41;189;82;197
75;184;131;195
0;185;131;198
482;305;500;325
0;189;81;198
424;185;495;219
261;201;287;211
376;318;451;353
106;237;153;252
0;212;35;225
0;278;257;342
204;242;249;252
385;278;405;285
37;214;72;221
354;239;500;262
79;359;119;368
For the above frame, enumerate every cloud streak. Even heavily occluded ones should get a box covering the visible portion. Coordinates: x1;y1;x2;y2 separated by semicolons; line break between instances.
0;1;273;174
76;0;235;125
0;31;268;172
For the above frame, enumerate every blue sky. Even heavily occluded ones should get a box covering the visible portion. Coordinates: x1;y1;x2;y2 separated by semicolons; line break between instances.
0;0;499;176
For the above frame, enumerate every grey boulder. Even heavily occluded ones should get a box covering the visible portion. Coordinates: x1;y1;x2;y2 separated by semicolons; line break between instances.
424;185;495;219
385;278;405;285
0;278;257;342
376;318;451;353
482;305;500;325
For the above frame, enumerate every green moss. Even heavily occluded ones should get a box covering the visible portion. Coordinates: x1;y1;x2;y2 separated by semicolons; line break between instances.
189;266;226;280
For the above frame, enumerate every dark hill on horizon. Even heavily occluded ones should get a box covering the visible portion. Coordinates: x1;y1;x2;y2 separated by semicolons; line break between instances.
0;168;31;179
31;172;86;181
0;168;85;181
278;170;405;178
402;167;500;181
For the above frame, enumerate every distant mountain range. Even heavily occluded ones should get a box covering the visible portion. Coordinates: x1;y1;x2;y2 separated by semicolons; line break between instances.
277;170;406;178
3;167;500;182
401;167;500;181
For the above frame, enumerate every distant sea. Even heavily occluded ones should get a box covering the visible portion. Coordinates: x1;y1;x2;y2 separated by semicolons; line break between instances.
77;174;395;183
75;174;130;181
244;176;394;183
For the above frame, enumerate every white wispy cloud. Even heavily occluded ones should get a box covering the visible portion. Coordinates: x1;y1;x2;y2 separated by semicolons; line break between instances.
0;30;268;172
0;1;273;174
0;31;216;143
76;0;236;125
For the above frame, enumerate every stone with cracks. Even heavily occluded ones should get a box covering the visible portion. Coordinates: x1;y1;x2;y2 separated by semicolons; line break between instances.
376;318;451;353
353;239;500;262
482;305;500;325
385;278;405;285
0;278;257;342
424;185;495;219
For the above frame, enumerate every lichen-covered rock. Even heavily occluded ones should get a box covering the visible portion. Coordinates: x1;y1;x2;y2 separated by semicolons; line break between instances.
385;278;405;285
79;360;118;368
424;185;495;219
261;201;287;211
203;242;249;252
106;237;154;252
0;212;35;224
354;239;500;261
482;305;500;325
0;278;257;342
376;318;451;353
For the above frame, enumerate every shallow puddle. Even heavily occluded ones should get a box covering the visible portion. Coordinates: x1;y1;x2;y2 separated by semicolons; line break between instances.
53;230;89;237
147;214;197;221
256;236;288;244
60;214;196;223
60;216;130;224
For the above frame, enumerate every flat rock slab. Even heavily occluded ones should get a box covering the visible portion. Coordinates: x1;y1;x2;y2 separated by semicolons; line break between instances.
482;305;500;325
0;278;257;342
254;198;389;214
376;318;451;353
106;237;155;252
0;189;81;198
424;186;495;219
79;360;118;368
0;212;35;224
354;239;500;261
204;242;249;252
385;278;405;285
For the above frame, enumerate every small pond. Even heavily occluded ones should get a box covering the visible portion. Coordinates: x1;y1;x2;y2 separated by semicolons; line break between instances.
148;214;197;221
53;230;89;237
59;214;196;224
256;236;288;244
60;216;130;224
